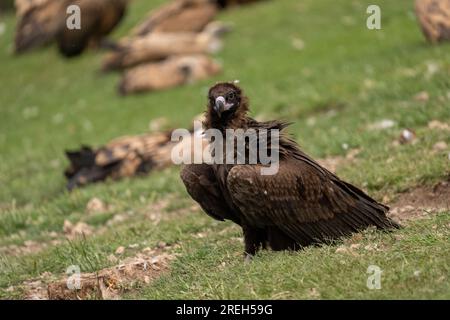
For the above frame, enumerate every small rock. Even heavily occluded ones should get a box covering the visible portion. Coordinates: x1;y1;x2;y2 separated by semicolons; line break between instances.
291;37;305;51
157;241;167;249
364;244;378;251
48;231;59;238
425;61;439;78
414;270;421;277
433;141;448;152
77;222;92;234
149;117;169;132
368;119;396;130
63;220;73;233
335;246;348;253
107;255;118;264
86;197;106;214
308;287;320;299
399;129;416;144
115;246;125;255
413;91;429;102
402;205;415;213
428;120;450;131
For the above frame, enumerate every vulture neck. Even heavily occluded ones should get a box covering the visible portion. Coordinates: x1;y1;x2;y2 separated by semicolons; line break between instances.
204;99;250;132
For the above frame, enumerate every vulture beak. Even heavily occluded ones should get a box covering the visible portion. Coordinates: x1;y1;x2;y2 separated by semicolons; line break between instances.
214;96;226;116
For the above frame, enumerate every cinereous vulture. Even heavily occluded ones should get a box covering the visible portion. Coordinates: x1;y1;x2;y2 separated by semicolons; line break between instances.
181;82;399;260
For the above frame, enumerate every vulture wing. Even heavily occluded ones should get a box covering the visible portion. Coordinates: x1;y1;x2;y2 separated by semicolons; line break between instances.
226;156;398;245
181;163;240;224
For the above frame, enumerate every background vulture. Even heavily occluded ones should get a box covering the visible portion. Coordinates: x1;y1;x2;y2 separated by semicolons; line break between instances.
415;0;450;43
118;54;222;95
14;0;127;56
65;117;207;190
131;0;264;37
181;82;400;259
65;131;174;190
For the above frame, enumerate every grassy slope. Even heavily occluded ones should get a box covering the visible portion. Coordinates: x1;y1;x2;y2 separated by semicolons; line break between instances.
0;0;449;299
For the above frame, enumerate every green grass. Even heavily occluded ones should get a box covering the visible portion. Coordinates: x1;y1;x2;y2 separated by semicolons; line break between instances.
0;0;449;299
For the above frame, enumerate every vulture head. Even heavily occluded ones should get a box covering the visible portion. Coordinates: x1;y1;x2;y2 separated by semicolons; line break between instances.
205;82;249;129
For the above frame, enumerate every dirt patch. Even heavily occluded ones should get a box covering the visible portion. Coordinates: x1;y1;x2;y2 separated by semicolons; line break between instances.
317;149;360;173
23;247;176;300
388;179;450;223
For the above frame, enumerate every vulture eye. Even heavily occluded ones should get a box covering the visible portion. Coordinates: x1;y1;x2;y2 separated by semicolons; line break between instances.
227;92;236;100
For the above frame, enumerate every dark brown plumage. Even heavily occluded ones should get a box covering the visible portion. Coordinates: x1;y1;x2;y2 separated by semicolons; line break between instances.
216;0;267;9
14;0;127;56
415;0;450;43
57;0;127;57
181;82;400;258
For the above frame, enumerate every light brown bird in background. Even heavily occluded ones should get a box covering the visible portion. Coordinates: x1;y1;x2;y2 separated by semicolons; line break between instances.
181;82;400;259
130;0;266;37
118;54;221;95
131;0;218;37
14;0;128;56
415;0;450;43
102;21;230;71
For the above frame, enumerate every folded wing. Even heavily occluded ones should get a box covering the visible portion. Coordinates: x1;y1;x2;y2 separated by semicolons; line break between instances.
226;157;398;245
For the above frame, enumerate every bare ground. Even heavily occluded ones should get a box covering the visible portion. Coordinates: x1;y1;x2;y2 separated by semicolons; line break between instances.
388;178;450;223
22;246;177;300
